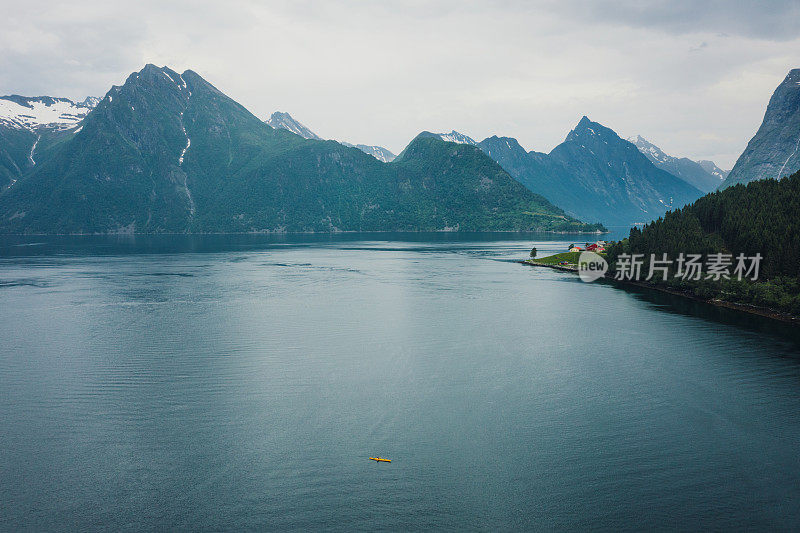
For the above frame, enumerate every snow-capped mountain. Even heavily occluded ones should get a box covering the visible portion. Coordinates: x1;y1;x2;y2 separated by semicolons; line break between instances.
341;142;395;162
0;95;98;131
629;135;673;165
430;130;478;145
0;95;99;190
629;135;726;193
266;111;396;162
697;160;728;180
0;64;599;234
81;96;102;108
266;111;322;140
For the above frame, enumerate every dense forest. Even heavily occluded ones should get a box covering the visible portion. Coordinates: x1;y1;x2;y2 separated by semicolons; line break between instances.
606;172;800;315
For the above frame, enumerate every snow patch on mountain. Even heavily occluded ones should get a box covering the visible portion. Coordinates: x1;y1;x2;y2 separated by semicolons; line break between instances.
629;135;671;164
696;160;728;180
266;111;322;140
0;95;98;131
266;111;396;162
433;130;478;145
631;135;726;182
81;96;101;108
341;142;395;162
628;134;727;193
178;111;191;165
29;135;40;165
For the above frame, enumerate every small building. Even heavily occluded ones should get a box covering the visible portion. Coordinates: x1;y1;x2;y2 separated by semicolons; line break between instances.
570;246;583;252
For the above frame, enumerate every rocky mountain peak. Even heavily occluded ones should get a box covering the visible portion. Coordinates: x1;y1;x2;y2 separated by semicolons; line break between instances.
722;67;800;187
266;111;322;140
565;116;618;144
433;130;478;145
629;135;726;192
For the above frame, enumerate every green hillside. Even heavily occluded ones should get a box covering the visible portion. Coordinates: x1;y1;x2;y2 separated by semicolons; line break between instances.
0;65;604;234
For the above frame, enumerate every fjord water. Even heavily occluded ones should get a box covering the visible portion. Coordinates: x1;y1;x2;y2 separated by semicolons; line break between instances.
1;234;799;531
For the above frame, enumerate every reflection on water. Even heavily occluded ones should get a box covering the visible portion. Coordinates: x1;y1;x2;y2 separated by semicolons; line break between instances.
0;231;629;257
0;234;798;531
600;280;800;347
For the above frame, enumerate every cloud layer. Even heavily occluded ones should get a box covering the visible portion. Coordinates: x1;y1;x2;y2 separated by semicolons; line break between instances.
3;0;799;167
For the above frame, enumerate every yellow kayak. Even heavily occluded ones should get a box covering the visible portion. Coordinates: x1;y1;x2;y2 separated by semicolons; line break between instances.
369;457;391;463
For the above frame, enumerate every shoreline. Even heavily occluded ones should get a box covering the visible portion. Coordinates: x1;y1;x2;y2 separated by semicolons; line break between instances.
0;229;609;236
520;260;800;325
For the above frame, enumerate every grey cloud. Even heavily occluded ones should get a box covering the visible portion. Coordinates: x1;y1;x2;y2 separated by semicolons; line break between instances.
0;2;145;98
548;0;800;41
0;0;798;169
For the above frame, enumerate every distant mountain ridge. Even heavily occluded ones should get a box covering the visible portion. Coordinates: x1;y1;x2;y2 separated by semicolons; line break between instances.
266;110;395;162
0;64;602;234
426;130;479;146
697;160;728;180
0;95;99;190
478;117;704;226
629;135;726;192
340;142;395;163
261;114;716;226
266;111;322;140
0;95;98;130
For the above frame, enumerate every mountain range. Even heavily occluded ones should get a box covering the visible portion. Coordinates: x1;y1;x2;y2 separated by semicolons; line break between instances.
0;65;601;234
722;68;800;188
1;64;797;234
0;88;734;232
628;135;726;192
266;111;396;162
422;121;704;226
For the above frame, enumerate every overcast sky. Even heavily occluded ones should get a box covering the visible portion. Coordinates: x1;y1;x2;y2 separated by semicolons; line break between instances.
3;0;799;168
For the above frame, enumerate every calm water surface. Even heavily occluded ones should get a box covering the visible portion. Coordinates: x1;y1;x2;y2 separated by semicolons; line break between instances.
1;234;799;531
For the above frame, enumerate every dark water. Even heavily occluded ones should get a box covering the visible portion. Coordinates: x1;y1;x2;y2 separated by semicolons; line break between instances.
1;234;799;531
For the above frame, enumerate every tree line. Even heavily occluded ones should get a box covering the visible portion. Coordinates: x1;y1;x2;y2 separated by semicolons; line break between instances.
606;172;800;315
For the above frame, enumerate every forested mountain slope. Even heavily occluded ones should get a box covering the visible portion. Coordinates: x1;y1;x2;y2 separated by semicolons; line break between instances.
0;65;603;234
607;172;800;314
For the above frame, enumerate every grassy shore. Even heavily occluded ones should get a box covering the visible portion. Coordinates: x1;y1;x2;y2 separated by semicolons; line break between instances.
522;253;799;324
528;251;582;265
